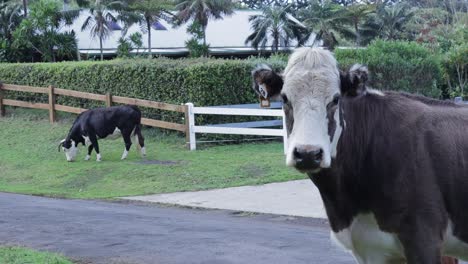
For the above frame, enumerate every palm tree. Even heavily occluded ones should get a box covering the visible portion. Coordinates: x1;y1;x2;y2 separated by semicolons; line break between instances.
374;3;414;40
126;0;173;57
245;5;309;52
344;3;375;46
174;0;234;45
298;0;355;50
0;0;22;47
80;0;126;60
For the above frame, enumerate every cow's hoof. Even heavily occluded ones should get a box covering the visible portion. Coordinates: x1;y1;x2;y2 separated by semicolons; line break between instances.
121;150;129;160
84;155;91;161
96;154;102;162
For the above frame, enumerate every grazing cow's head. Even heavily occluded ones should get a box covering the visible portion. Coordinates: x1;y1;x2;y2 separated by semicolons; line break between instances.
59;139;78;162
252;48;368;173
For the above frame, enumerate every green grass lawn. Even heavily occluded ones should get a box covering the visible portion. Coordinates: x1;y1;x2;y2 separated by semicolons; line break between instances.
0;108;304;199
0;246;73;264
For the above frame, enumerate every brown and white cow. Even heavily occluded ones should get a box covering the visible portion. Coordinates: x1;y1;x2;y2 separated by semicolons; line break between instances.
252;48;468;264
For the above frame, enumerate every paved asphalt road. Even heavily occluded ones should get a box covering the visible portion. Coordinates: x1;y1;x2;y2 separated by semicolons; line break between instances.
0;192;354;264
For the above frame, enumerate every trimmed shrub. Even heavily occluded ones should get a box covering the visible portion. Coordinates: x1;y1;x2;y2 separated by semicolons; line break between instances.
0;41;444;131
0;58;286;135
336;40;444;98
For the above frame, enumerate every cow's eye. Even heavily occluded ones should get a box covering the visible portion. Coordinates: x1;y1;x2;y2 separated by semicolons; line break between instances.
332;94;340;105
281;94;288;104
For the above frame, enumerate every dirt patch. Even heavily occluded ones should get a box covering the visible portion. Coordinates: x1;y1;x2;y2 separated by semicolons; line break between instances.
240;164;267;178
134;160;181;165
62;171;105;190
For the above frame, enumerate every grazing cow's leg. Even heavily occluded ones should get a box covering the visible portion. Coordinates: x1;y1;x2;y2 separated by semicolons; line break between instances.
88;133;101;161
399;222;442;264
134;124;145;157
85;145;93;161
121;129;132;160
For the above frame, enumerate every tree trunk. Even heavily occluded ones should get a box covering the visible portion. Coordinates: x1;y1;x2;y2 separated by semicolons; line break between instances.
22;0;27;17
51;46;56;62
147;19;152;58
273;30;278;53
354;20;360;46
99;36;103;61
76;46;81;61
202;24;206;46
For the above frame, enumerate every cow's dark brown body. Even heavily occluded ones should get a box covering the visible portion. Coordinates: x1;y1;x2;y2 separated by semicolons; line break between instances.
251;50;468;263
312;91;468;262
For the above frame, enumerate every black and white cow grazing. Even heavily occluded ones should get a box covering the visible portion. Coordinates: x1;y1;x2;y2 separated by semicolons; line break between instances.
252;48;468;263
59;105;145;162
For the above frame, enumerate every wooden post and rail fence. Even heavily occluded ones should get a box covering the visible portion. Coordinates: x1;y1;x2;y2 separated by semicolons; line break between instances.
0;83;287;151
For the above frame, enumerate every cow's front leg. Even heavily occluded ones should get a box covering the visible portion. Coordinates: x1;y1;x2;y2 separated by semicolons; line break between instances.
88;134;101;161
399;220;443;264
85;145;94;161
121;130;132;160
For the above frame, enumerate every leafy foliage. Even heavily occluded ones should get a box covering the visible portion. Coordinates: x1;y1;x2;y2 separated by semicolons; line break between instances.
0;0;22;61
174;0;234;45
336;40;444;98
117;31;144;57
245;5;309;52
441;24;467;98
298;0;355;50
343;3;375;46
79;0;129;61
126;0;174;57
11;0;79;62
373;3;415;40
185;21;209;57
116;35;132;57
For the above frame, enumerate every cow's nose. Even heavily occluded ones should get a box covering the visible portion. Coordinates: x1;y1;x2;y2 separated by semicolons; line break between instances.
293;145;323;171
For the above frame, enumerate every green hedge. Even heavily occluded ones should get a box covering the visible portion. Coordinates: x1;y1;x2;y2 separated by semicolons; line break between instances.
0;41;444;131
0;58;286;139
335;40;444;98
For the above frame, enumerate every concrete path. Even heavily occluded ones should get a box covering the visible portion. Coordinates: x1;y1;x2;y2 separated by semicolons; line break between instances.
123;180;327;218
0;192;353;264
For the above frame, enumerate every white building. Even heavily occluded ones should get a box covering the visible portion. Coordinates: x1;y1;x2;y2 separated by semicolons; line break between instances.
65;10;315;58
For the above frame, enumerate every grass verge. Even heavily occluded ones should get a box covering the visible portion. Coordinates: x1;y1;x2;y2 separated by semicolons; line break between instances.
0;246;73;264
0;108;305;199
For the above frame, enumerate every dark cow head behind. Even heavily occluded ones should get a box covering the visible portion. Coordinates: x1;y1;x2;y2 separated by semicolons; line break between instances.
252;48;373;173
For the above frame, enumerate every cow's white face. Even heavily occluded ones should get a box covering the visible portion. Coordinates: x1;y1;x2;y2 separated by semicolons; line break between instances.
61;139;78;162
251;48;371;173
281;49;341;172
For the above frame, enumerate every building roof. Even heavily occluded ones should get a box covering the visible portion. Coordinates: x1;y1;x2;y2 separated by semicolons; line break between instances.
64;10;316;57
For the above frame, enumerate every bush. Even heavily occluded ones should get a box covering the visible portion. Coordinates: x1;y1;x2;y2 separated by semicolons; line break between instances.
444;43;468;99
0;41;446;128
0;58;286;134
336;40;444;98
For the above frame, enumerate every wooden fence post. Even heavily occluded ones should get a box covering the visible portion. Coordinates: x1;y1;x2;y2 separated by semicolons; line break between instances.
185;103;196;150
0;83;5;117
105;92;112;107
48;85;56;123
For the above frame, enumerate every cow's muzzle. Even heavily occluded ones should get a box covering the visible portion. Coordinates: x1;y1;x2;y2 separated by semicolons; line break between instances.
292;145;323;172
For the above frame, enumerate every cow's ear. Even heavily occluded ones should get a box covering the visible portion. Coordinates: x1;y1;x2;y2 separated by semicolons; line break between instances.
340;64;368;97
252;64;284;100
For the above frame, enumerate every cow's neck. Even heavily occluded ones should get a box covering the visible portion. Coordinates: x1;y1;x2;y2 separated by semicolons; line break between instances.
67;123;84;145
309;95;377;232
